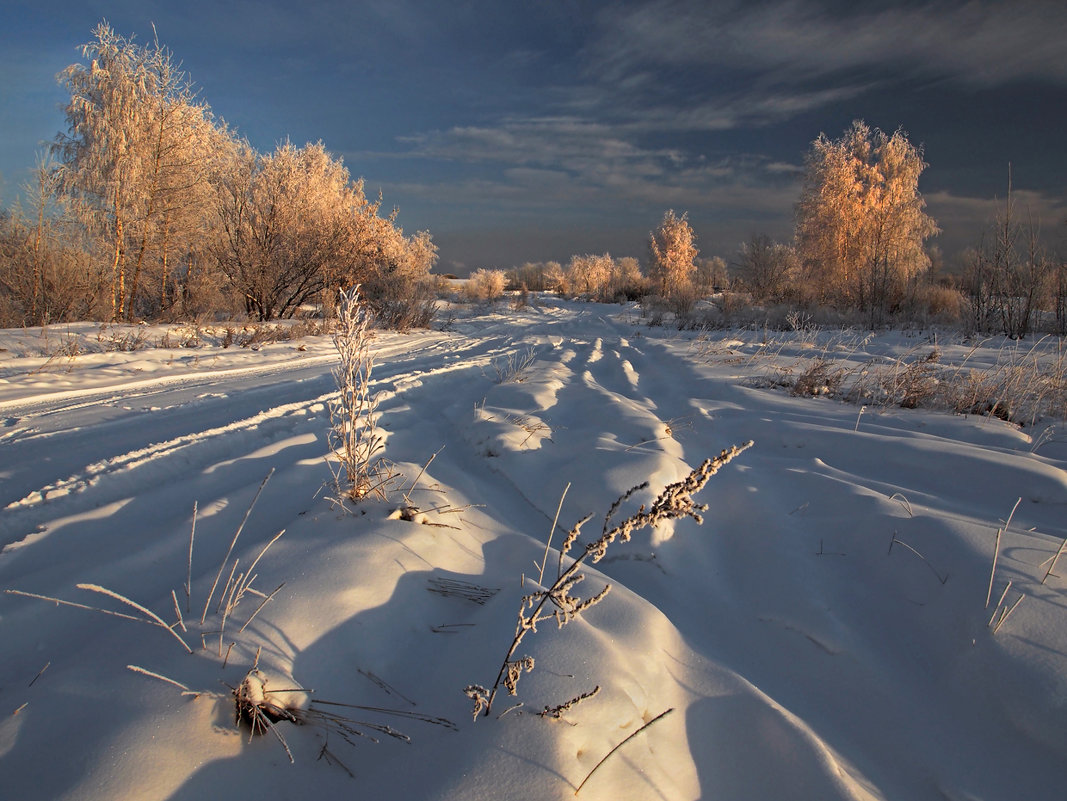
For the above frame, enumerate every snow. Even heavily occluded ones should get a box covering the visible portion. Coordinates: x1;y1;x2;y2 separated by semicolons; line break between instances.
1;297;1066;800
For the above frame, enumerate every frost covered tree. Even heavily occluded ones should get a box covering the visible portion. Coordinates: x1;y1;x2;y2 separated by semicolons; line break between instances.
795;121;938;318
610;255;645;299
465;269;507;302
53;22;222;320
648;210;698;297
212;140;422;321
565;253;614;297
0;156;99;325
693;255;728;295
29;21;436;326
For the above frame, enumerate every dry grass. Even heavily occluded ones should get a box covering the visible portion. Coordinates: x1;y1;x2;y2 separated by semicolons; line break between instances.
493;346;538;384
791;357;847;397
754;333;1067;426
465;442;753;720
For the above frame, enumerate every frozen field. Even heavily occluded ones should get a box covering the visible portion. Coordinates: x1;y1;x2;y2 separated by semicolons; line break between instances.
1;297;1066;800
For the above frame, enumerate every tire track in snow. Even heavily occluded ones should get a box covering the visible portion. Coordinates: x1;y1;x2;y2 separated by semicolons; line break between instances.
0;332;522;548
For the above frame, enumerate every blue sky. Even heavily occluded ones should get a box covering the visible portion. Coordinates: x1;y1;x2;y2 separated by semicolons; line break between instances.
2;0;1066;273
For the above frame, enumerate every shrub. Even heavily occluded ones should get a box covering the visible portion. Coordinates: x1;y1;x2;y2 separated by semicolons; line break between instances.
464;269;508;302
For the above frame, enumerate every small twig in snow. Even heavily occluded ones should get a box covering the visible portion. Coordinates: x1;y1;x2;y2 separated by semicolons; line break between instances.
575;708;674;795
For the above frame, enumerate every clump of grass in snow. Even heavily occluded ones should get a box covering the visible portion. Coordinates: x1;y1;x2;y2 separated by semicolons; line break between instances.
791;357;846;397
465;441;753;720
6;470;285;661
493;345;537;384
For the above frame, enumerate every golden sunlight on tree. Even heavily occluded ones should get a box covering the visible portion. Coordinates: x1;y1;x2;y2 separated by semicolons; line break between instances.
795;120;938;320
15;22;435;327
648;210;697;297
54;23;222;321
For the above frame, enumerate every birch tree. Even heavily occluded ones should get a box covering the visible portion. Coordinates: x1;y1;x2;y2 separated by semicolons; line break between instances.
53;22;223;320
795;121;938;318
648;210;697;297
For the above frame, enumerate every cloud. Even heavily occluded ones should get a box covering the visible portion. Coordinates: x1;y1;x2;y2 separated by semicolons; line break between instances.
393;114;806;215
925;188;1067;230
385;130;803;229
593;0;1067;89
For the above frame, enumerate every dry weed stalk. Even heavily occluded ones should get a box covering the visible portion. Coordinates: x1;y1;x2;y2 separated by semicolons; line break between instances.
574;707;675;795
327;286;396;505
985;498;1020;608
1042;536;1067;584
465;442;753;719
540;686;601;720
887;532;949;585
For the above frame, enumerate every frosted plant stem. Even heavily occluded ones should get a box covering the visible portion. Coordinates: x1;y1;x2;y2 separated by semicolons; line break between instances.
1042;536;1067;584
216;560;240;616
574;708;674;795
171;590;186;633
993;594;1025;634
6;589;144;623
77;583;192;653
985;527;1003;609
126;665;191;692
404;447;443;504
987;580;1012;627
201;468;273;624
234;529;285;600
238;583;285;634
538;482;570;586
186;501;196;613
986;498;1020;608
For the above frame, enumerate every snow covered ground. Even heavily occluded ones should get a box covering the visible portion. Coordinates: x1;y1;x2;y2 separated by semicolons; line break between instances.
1;297;1066;800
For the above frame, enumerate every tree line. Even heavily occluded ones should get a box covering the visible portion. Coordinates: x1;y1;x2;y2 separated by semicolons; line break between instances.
3;23;1063;337
0;23;437;328
504;121;1064;338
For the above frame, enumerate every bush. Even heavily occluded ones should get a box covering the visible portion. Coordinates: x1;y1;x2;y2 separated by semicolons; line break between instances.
365;278;437;331
465;269;508;302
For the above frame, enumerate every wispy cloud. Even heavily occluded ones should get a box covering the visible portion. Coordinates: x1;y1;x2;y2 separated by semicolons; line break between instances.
395;115;802;209
386;117;803;231
925;188;1067;231
593;0;1067;89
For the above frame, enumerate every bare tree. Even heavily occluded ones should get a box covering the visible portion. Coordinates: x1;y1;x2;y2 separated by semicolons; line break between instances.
648;210;697;297
1054;257;1067;337
736;235;797;302
965;173;1052;338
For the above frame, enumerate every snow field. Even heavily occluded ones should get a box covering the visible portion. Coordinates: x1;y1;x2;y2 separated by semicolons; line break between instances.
1;297;1066;800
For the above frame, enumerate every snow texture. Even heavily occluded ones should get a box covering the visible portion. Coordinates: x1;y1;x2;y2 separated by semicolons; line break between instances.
1;298;1066;800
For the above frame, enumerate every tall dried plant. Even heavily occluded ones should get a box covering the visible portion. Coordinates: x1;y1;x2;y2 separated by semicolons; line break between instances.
465;442;753;719
328;286;394;504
